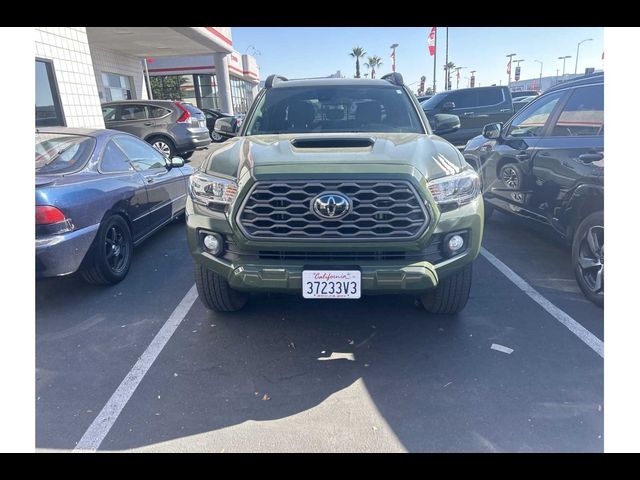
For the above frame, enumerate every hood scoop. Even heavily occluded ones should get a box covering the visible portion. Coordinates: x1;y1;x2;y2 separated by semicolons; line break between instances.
290;137;375;149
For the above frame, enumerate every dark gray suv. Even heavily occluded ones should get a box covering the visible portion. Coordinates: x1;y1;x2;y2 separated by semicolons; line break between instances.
102;100;211;159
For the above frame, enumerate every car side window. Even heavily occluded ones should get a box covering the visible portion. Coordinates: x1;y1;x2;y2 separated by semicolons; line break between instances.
102;106;117;122
148;106;171;119
117;104;147;121
505;90;565;138
101;140;134;173
113;136;167;171
449;90;477;109
549;85;603;137
477;89;504;106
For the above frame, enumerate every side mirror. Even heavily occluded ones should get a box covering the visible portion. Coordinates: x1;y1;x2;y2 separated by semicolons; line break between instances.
482;122;503;139
441;101;456;112
214;117;238;137
168;156;185;168
432;114;461;136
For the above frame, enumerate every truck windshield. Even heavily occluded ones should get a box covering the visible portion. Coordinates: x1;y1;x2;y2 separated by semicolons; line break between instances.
245;85;424;135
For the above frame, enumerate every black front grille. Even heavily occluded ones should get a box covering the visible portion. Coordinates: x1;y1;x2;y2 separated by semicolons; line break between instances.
223;235;446;264
237;180;429;240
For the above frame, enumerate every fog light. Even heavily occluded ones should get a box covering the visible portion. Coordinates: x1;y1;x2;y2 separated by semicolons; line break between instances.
447;234;465;252
203;233;222;255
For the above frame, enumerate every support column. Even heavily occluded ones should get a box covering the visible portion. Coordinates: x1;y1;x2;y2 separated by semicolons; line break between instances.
213;52;233;114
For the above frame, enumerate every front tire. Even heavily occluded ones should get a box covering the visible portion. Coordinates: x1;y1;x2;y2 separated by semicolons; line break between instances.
81;215;133;285
195;264;249;312
420;263;473;315
210;130;223;142
572;211;604;307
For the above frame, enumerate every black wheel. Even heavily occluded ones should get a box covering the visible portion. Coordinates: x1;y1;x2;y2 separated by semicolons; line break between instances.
210;130;224;142
420;262;473;315
181;151;194;160
81;215;133;285
572;211;604;307
148;136;175;158
499;163;524;190
195;263;249;312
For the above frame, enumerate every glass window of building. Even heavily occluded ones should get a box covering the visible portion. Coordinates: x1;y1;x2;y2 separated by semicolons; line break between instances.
102;72;133;101
179;75;197;107
36;59;65;127
197;74;219;110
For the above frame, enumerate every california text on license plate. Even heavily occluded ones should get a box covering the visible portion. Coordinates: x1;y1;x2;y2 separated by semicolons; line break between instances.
302;270;361;299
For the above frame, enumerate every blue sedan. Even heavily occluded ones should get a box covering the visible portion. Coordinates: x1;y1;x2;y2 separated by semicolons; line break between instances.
36;127;193;284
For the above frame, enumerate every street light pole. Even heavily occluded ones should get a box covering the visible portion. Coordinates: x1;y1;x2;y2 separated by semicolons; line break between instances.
506;53;516;87
575;38;593;74
390;43;399;72
534;60;543;91
470;70;476;87
558;55;572;82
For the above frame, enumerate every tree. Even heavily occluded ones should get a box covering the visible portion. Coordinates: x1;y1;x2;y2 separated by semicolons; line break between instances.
443;62;455;90
350;46;367;78
150;75;190;100
364;55;383;79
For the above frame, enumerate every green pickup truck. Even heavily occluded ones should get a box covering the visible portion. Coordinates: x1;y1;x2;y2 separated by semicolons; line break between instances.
186;73;484;315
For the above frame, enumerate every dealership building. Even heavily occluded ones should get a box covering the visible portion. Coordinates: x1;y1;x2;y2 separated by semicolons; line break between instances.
35;27;260;129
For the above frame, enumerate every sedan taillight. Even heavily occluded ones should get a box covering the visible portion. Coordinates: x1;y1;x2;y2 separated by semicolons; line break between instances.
36;205;66;225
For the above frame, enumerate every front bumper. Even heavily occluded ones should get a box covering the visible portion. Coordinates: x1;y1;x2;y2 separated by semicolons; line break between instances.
187;196;483;294
36;223;99;278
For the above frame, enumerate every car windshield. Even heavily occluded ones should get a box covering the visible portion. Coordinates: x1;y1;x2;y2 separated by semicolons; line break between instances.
35;133;96;174
245;85;424;135
421;92;447;109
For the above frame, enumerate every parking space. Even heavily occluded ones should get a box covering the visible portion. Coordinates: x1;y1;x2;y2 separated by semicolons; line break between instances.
35;185;603;452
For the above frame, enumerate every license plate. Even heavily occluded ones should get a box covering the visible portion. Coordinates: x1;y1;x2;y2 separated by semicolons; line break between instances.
302;270;361;299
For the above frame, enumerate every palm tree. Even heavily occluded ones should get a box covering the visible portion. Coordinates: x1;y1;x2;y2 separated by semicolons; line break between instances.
364;55;383;79
443;61;455;90
350;46;367;78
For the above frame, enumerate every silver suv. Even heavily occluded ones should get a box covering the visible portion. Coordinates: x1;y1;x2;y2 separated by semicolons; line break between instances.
102;100;211;159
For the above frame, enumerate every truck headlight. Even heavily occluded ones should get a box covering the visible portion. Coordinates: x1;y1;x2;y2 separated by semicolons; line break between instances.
189;171;238;207
428;169;480;208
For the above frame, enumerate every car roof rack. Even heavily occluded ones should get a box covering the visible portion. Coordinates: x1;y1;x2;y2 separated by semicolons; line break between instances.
381;72;404;87
265;74;289;88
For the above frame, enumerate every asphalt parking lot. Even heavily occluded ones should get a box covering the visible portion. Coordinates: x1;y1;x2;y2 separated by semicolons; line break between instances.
36;149;603;452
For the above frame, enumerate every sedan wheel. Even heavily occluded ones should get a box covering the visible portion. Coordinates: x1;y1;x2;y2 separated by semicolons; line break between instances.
81;215;133;285
210;131;223;142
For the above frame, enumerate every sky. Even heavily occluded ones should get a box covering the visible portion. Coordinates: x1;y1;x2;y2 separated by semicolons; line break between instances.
231;27;604;91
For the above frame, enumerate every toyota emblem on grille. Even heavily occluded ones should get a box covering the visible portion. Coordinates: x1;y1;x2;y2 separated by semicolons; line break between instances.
311;193;351;219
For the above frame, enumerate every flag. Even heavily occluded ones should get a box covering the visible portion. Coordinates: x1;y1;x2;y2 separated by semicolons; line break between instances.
390;50;395;61
428;27;437;57
507;59;511;75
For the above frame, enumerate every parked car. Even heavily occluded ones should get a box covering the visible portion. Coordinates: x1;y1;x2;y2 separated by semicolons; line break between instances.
101;100;211;160
36;127;193;284
421;85;515;146
513;95;538;112
511;90;540;99
187;73;482;315
463;73;604;306
203;108;246;143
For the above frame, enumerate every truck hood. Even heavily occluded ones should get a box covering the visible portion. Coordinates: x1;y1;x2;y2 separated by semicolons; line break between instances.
204;133;467;181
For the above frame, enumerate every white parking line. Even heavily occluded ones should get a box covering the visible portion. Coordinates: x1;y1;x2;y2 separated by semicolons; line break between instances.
74;284;199;452
480;247;604;358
